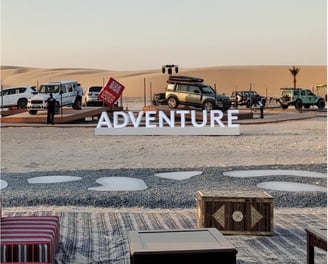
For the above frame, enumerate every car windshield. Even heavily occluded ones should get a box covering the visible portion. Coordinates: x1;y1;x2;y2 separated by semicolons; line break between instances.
249;91;259;96
39;85;60;93
201;85;216;95
89;87;102;92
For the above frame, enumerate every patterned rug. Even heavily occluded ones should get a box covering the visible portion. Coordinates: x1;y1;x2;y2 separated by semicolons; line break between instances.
2;207;327;264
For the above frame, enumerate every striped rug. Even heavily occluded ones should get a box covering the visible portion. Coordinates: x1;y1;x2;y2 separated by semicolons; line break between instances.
2;207;327;264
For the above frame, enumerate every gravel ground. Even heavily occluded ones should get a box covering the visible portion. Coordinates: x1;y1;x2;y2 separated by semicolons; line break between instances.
1;163;326;208
1;117;326;209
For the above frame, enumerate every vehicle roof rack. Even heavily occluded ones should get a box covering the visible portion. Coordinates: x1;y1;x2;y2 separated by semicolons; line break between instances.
167;75;204;84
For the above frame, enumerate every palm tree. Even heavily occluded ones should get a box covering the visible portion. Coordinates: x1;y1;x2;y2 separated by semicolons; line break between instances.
289;66;300;89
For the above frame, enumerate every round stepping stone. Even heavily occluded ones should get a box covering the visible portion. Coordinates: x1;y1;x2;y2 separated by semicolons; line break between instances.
0;180;8;190
257;181;327;192
223;170;326;178
88;177;148;191
154;171;202;180
28;176;82;184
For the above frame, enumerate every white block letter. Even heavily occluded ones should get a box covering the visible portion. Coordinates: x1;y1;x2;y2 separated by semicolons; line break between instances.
191;110;207;127
128;111;144;128
96;111;113;128
114;111;129;128
159;111;175;127
176;110;190;128
210;110;224;127
227;109;239;128
145;111;157;128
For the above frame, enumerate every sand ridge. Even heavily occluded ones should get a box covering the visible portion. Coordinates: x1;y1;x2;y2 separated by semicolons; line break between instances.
1;65;326;98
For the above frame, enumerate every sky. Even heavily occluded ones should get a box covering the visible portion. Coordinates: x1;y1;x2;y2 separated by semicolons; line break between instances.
1;0;327;70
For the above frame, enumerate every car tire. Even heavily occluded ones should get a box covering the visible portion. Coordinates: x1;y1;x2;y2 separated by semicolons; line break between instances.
317;99;325;109
17;98;28;109
295;100;303;110
29;110;38;115
203;101;214;111
281;104;289;109
167;97;178;109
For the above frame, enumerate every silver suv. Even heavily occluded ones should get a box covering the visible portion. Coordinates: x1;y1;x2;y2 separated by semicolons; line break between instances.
165;76;231;111
0;86;37;109
27;81;78;114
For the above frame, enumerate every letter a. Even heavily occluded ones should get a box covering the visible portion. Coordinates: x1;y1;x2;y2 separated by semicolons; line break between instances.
97;112;113;128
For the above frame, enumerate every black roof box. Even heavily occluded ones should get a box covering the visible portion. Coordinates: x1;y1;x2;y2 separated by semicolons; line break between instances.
167;75;204;84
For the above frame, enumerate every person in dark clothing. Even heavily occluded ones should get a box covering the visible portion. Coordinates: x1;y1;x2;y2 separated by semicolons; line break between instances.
46;93;56;124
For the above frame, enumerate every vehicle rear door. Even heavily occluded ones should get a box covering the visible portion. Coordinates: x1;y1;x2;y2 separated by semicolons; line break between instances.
2;88;17;107
304;90;316;104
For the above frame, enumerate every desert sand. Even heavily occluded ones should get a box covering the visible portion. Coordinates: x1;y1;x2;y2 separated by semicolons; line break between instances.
1;117;326;174
1;65;326;99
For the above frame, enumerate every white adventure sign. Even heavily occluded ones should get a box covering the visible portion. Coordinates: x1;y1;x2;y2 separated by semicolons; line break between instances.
95;109;240;135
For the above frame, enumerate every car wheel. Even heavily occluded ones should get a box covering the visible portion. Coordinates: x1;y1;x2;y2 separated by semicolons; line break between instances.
17;98;28;109
203;101;214;111
281;104;289;109
167;97;178;109
29;110;38;115
317;99;325;109
295;100;303;110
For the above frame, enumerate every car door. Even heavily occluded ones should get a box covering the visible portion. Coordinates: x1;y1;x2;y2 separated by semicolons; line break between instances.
176;84;189;103
0;89;9;107
304;90;315;104
2;88;17;107
60;85;70;105
187;85;202;106
66;83;77;104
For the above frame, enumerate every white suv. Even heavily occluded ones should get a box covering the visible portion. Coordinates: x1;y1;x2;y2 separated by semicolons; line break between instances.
27;81;78;114
0;86;37;109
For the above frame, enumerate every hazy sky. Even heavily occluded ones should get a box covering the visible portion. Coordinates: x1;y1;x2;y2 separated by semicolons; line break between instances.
1;0;327;70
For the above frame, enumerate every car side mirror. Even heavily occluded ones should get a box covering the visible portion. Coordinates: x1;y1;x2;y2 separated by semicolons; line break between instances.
194;90;200;94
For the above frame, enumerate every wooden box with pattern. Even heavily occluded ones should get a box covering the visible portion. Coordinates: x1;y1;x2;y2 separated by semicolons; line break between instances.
196;191;273;235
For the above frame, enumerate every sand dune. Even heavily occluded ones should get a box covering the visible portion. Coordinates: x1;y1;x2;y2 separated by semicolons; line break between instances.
1;65;326;98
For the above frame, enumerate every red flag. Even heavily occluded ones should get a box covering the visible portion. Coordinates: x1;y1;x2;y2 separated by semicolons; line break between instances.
98;78;125;107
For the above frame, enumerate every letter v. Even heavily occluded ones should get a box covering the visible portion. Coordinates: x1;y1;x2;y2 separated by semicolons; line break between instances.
128;111;144;127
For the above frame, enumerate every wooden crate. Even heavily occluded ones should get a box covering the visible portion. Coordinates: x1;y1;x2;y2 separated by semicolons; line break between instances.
196;191;273;235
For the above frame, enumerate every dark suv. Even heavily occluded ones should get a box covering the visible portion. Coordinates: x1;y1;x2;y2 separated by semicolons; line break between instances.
163;76;231;111
230;90;266;108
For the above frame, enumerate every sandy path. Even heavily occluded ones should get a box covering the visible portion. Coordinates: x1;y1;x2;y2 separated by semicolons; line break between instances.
1;118;326;173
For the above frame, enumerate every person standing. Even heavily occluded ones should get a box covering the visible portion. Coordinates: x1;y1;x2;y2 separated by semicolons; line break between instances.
75;83;83;109
46;93;56;124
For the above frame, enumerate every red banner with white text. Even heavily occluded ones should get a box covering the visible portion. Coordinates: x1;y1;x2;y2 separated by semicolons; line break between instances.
98;78;125;107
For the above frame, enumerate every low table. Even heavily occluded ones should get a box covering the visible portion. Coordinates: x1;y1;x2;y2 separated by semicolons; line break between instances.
128;228;237;264
305;227;327;264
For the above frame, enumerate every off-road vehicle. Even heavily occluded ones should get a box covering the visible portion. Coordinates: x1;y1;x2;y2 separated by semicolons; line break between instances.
279;88;325;110
230;90;266;108
27;81;78;114
160;75;231;111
